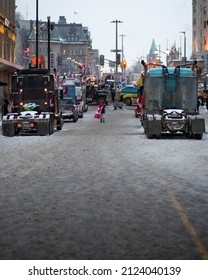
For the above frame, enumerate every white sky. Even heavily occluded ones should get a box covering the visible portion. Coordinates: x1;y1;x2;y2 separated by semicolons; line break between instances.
16;0;192;67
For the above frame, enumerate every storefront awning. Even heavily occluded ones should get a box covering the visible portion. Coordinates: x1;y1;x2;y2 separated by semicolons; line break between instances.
0;58;23;72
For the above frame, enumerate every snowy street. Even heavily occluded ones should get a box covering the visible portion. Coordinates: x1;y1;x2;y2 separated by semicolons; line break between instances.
0;105;208;260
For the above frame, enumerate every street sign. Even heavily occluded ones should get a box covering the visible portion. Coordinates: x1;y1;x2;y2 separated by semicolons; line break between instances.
110;49;121;52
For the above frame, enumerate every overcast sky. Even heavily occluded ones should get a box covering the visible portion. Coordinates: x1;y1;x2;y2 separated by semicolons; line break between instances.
16;0;192;67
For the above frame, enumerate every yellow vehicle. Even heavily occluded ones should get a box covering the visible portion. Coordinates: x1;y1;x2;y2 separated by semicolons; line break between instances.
119;86;138;106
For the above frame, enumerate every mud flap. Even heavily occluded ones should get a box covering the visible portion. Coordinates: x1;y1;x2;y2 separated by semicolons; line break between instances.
147;120;162;134
146;115;162;135
37;121;49;136
189;116;205;134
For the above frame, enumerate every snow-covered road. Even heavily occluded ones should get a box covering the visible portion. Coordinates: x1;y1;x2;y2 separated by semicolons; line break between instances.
0;105;208;259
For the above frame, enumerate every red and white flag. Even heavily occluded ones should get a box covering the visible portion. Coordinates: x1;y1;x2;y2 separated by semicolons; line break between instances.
63;85;68;94
59;76;66;87
24;47;30;57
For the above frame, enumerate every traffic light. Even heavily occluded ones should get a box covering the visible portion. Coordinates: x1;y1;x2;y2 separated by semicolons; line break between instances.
122;59;127;69
116;53;121;65
100;54;105;65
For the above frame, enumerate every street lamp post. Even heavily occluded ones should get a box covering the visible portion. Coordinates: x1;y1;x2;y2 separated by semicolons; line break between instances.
180;31;186;63
47;16;51;71
110;20;123;100
36;0;39;68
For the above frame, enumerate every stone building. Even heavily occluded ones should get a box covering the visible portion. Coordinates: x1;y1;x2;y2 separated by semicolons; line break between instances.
16;15;99;77
192;0;208;58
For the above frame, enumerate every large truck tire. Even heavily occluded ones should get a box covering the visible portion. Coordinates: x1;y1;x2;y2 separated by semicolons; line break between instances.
73;116;78;122
195;133;203;140
48;117;54;135
2;123;15;137
56;116;63;130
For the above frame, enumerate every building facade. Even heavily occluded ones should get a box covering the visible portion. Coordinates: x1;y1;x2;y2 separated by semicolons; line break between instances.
16;15;99;77
0;0;22;106
192;0;208;57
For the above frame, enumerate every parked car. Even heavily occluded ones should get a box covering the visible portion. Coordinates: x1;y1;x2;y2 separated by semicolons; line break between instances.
119;86;138;105
60;98;78;122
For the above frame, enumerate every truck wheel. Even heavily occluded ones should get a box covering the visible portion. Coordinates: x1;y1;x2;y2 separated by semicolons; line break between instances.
195;133;203;140
2;123;15;137
49;117;54;135
56;116;62;130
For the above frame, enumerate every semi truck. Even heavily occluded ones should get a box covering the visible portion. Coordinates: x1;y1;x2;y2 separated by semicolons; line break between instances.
141;60;205;139
59;77;88;117
2;67;63;136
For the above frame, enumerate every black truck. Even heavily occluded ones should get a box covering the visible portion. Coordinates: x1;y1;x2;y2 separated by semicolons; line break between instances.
2;68;63;137
84;84;109;105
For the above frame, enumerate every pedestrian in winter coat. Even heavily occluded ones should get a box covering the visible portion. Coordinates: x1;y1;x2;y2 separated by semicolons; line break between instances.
94;101;106;123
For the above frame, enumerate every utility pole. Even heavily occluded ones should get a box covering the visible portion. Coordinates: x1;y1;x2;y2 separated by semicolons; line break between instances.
180;31;187;63
110;20;123;101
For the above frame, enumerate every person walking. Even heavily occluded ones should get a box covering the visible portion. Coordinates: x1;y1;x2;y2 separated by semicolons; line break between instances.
94;100;106;123
110;84;115;103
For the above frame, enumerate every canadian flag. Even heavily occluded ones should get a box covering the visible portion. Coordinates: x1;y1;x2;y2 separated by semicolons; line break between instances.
63;85;68;94
24;47;30;57
59;76;66;87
